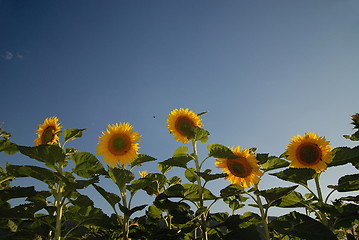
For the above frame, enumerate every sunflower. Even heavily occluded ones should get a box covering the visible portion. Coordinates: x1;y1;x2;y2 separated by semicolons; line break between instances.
97;123;141;167
286;132;332;173
166;108;203;143
215;146;263;188
34;117;62;146
139;170;148;178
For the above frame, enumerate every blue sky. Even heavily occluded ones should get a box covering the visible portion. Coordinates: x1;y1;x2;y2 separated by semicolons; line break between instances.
1;1;359;216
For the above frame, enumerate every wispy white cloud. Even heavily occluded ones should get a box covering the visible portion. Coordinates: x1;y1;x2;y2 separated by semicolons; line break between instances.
1;51;24;60
1;51;13;60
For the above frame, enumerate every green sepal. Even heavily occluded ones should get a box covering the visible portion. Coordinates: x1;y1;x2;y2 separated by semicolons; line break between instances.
270;168;317;186
71;152;106;178
207;144;237;159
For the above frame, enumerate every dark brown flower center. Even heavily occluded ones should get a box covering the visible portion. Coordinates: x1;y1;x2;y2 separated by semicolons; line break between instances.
296;142;322;165
109;134;131;155
227;158;251;178
41;126;56;144
175;116;194;137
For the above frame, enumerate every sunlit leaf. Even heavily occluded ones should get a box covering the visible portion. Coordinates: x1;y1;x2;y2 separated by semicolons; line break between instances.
198;169;227;182
207;144;237;159
328;147;359;167
183;183;216;201
273;191;306;208
185;168;197;183
71;152;106;178
63;128;86;142
220;184;245;198
147;204;162;219
172;146;188;157
193;126;210;143
108;167;134;191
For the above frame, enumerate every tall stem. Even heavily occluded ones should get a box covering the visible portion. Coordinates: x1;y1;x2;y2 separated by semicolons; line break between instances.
54;175;64;240
315;174;329;226
256;193;270;240
192;140;208;240
120;167;130;240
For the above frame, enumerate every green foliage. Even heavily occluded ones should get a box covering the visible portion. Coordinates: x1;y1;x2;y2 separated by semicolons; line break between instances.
269;211;337;240
270;168;317;186
328;174;359;192
71;152;106;178
207;144;237;159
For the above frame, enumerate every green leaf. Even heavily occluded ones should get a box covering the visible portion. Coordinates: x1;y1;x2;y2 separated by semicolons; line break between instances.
130;154;157;169
328;147;359;167
108;167;135;191
207;144;237;159
168;176;181;186
18;145;66;166
63;128;86;142
0;186;39;204
270;168;317;186
71;152;106;178
0;140;18;154
172;146;188;157
158;162;172;174
147;204;162;219
193;126;210;143
92;184;120;208
184;168;197;183
259;186;298;205
328;174;359;192
220;184;245;198
198;169;227;182
269;211;337;240
261;156;289;171
274;191;306;208
182;183;216;201
256;153;269;164
6;164;63;185
228;199;244;211
159;156;192;169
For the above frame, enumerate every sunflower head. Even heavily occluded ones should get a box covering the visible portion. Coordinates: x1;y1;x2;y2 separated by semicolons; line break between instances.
34;117;62;146
215;146;263;188
351;113;359;129
139;170;148;178
166;108;203;144
97;123;141;167
286;132;332;173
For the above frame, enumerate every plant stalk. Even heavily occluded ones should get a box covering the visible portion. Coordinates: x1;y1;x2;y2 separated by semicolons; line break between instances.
256;193;270;240
314;174;329;227
192;140;208;240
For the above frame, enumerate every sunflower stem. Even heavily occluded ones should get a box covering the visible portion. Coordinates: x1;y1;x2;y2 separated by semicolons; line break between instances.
255;191;270;240
314;174;329;227
192;140;208;240
54;166;64;240
120;166;130;240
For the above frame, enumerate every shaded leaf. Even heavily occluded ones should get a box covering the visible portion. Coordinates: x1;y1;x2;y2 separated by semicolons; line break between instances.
159;156;192;169
184;168;197;183
269;211;337;240
108;167;134;191
272;191;305;208
18;145;66;166
256;153;269;164
130;154;157;169
220;184;245;198
6;165;63;185
261;157;289;171
328;147;359;167
198;169;227;182
0;140;18;155
270;168;317;186
328;174;359;192
259;185;298;205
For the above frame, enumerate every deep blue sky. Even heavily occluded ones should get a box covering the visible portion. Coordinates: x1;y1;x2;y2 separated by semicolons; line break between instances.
1;0;359;216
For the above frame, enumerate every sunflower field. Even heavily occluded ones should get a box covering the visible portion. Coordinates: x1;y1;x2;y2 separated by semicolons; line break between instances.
0;109;358;240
